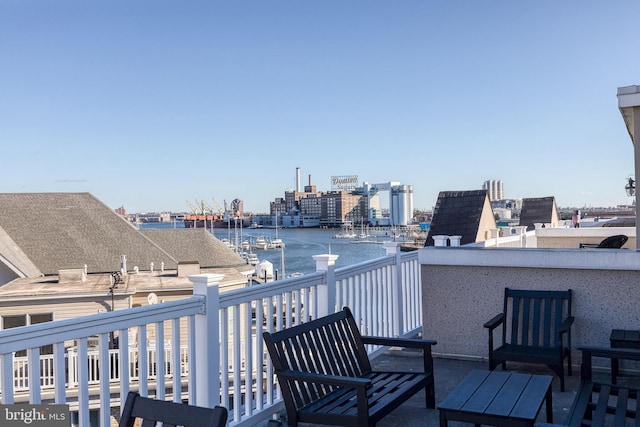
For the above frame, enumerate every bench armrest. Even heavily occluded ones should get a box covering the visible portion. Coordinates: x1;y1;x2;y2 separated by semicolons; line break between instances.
360;336;437;349
578;345;640;360
578;346;640;381
276;369;372;389
483;313;504;330
361;336;436;374
558;316;574;335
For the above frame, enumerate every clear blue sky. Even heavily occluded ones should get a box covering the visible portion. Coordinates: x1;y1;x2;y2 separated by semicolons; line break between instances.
2;1;638;213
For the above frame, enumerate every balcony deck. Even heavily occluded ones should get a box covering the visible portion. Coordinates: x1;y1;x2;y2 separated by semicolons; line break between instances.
2;229;640;426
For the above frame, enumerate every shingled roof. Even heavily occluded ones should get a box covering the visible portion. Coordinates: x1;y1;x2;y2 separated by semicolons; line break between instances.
141;228;251;270
0;192;250;278
425;190;496;246
518;196;559;231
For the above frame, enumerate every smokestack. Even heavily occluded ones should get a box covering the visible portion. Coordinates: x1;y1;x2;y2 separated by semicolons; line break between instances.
308;174;311;185
296;167;301;192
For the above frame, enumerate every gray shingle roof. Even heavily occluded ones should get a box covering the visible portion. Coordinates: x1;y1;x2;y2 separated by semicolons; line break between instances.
0;192;177;276
425;190;493;246
141;229;251;271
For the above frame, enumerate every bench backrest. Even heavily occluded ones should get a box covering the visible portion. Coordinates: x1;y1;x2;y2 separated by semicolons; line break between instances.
263;307;371;411
119;391;228;427
502;288;572;348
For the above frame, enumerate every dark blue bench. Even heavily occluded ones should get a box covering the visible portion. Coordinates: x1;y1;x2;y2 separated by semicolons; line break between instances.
263;307;436;427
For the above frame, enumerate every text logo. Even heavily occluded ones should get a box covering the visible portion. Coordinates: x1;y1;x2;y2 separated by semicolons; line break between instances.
1;405;69;426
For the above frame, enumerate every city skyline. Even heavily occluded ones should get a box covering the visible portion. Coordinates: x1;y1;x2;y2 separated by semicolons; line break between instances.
2;2;639;212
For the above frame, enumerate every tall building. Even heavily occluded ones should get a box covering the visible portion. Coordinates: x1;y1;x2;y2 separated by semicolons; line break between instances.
482;179;504;201
390;185;414;226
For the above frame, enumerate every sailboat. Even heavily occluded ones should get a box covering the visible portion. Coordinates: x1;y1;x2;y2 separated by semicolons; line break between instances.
271;211;285;248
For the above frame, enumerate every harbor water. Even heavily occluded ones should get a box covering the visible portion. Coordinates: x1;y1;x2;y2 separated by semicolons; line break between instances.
139;223;393;276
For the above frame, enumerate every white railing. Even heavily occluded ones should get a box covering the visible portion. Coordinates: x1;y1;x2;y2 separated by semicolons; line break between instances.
0;242;421;427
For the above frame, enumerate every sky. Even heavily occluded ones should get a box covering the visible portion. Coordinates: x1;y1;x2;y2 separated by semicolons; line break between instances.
2;1;639;214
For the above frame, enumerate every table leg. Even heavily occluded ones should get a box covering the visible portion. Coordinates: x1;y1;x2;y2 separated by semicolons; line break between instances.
439;410;448;427
545;384;553;423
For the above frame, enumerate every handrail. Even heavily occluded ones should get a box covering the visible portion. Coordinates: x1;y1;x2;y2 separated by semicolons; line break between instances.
0;243;421;427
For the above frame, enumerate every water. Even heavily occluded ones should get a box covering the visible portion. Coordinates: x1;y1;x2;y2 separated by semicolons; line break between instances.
138;223;389;276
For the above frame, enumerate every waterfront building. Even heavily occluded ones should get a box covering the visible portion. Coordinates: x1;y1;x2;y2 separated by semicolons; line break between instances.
390;184;414;226
320;190;367;228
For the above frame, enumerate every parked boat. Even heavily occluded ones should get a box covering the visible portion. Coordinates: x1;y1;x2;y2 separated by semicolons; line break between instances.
253;236;270;250
245;253;259;266
271;238;285;248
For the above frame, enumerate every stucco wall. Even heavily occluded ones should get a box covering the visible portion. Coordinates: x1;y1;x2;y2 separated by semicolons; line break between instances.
420;247;640;367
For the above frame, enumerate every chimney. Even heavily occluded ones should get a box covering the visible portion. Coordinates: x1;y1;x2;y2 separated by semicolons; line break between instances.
296;167;301;192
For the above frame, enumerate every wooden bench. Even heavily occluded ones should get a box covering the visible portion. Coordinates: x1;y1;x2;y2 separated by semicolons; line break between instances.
610;328;640;384
262;307;437;427
484;288;574;391
537;346;640;427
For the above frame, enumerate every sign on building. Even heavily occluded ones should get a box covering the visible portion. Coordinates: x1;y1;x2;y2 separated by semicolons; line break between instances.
331;175;358;192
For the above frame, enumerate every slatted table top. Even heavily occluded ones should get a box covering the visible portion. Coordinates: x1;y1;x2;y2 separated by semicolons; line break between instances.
438;369;553;427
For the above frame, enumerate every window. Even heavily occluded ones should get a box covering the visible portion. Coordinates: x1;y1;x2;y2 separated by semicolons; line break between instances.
2;313;53;356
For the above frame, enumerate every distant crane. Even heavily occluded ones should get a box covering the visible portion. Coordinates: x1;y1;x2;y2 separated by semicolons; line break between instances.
185;200;198;215
194;198;207;215
201;200;215;216
212;198;225;217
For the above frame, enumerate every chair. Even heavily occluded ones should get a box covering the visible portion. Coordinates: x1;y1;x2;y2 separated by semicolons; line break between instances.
579;234;628;248
484;288;574;391
119;391;228;427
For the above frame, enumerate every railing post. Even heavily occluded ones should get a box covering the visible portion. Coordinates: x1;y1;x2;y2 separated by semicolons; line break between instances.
312;254;339;318
190;273;223;409
383;242;404;336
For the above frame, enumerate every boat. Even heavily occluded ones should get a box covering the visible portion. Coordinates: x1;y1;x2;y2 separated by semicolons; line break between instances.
253;236;270;250
271;210;285;248
271;222;285;248
333;226;357;239
183;213;226;228
219;238;236;250
271;238;285;248
245;253;259;266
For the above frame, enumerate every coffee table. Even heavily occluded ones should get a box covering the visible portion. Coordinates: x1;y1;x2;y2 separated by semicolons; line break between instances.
438;369;553;427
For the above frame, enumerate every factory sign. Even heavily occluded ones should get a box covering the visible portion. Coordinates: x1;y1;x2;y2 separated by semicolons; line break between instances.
331;175;358;192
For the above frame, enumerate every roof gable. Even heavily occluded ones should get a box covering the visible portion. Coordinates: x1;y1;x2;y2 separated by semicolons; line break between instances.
425;190;496;246
518;196;558;231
